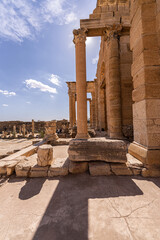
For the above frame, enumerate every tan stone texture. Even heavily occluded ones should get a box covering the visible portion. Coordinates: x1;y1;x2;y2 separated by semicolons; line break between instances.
69;161;88;174
89;162;112;176
37;144;53;167
48;158;69;177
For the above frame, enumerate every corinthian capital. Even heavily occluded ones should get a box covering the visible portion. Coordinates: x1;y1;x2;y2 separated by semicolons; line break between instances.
104;24;122;42
73;28;88;44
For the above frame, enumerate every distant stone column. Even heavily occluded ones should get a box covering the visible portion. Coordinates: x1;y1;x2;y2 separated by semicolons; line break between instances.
32;119;35;137
69;92;74;128
22;124;26;137
13;125;17;138
73;28;88;139
19;126;22;135
91;92;96;129
105;26;122;139
72;94;76;126
88;99;93;128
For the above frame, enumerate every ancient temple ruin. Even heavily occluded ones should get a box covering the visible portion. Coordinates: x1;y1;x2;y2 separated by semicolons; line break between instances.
67;0;160;176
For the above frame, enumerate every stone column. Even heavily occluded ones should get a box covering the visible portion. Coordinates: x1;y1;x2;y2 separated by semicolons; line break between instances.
88;99;93;127
73;28;88;139
22;124;26;137
128;0;160;169
72;93;76;126
13;125;16;138
19;126;22;135
69;92;74;128
104;26;122;139
32;119;35;137
91;92;96;129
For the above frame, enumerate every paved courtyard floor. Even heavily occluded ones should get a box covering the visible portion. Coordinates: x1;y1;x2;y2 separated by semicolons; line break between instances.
0;139;33;158
0;174;160;240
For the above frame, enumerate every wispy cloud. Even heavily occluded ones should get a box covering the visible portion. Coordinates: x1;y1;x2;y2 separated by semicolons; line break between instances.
25;79;57;94
0;0;77;42
0;89;16;96
92;55;99;65
49;74;61;87
26;101;31;104
2;104;8;107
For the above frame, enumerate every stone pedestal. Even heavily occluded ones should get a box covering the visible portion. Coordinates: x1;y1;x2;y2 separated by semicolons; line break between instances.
37;145;53;167
68;138;127;163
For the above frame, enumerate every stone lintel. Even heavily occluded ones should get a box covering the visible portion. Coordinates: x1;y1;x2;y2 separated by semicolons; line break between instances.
68;138;127;163
128;142;160;167
80;19;130;37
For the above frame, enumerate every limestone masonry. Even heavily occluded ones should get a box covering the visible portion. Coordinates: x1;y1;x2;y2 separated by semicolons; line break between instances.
0;0;160;178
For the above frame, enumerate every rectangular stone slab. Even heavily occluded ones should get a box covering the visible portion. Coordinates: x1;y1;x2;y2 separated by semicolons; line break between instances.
48;158;69;177
68;138;127;163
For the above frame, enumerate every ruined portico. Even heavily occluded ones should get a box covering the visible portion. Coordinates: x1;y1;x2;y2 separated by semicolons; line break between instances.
68;0;132;166
67;81;97;130
68;0;160;175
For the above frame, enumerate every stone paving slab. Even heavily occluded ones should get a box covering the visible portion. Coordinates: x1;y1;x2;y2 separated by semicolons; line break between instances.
0;139;33;158
0;174;160;240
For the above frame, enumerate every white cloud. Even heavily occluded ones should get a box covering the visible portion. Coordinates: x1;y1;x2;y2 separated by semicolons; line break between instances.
2;104;8;107
0;0;77;42
0;89;16;96
49;74;61;87
92;55;99;65
50;95;54;99
25;79;57;94
26;101;31;104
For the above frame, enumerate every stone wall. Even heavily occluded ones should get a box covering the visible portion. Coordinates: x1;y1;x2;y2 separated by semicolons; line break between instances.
129;0;160;167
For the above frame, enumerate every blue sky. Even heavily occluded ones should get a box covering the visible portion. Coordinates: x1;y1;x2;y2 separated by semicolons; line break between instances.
0;0;100;121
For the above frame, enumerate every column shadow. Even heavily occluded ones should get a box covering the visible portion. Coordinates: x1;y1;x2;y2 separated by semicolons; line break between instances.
19;178;46;200
28;174;143;240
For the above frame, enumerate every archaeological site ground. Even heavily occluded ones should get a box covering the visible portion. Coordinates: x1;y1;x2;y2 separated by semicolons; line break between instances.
0;0;160;239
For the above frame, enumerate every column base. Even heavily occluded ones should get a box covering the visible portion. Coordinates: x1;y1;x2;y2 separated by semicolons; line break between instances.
110;132;123;140
128;142;160;167
75;133;90;139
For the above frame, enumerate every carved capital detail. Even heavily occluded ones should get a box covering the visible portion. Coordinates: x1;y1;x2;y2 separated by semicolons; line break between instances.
103;25;122;42
73;28;88;44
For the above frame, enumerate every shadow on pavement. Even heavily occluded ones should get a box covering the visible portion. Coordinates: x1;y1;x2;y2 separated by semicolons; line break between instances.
18;174;144;240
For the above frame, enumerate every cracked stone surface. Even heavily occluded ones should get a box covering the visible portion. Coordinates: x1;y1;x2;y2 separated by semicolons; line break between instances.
0;174;160;240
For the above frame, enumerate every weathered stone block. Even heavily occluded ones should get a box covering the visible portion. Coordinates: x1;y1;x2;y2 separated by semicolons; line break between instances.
68;138;127;163
111;163;133;176
37;145;53;167
15;154;37;177
141;168;160;177
30;165;49;178
48;158;69;177
69;161;88;174
89;162;112;176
